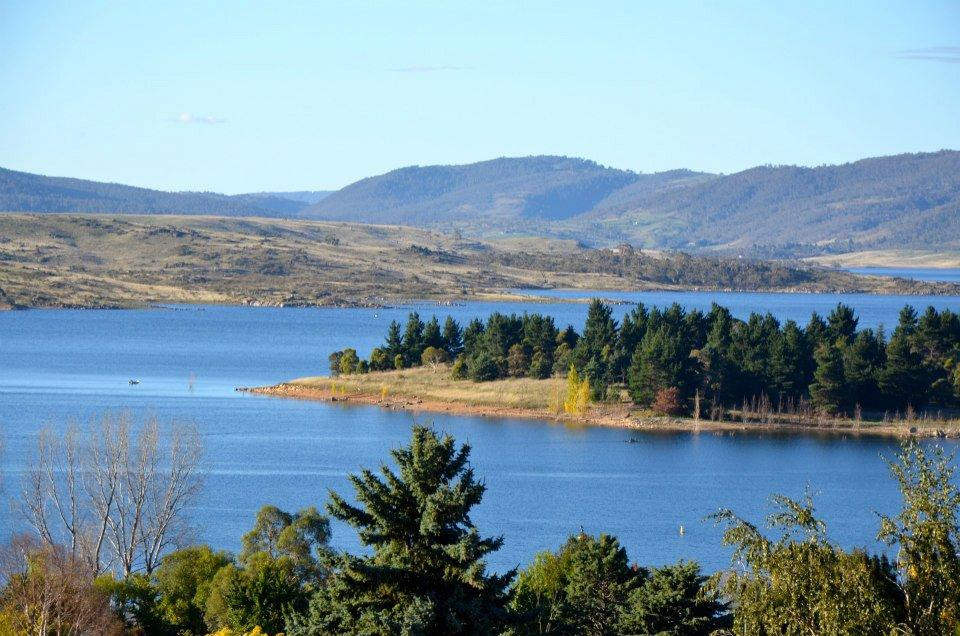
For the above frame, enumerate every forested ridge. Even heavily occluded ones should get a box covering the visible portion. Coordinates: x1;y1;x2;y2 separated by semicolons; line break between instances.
334;299;960;419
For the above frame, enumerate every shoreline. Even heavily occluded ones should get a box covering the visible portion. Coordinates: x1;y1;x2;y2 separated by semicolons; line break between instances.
238;378;960;439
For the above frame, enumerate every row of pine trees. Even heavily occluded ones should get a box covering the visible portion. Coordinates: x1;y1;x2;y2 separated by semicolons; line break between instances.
334;300;960;417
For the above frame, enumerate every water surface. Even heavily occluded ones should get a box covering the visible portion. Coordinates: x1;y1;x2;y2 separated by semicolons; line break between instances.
2;293;958;573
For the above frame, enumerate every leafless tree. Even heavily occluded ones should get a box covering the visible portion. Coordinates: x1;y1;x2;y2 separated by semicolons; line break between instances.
19;412;203;577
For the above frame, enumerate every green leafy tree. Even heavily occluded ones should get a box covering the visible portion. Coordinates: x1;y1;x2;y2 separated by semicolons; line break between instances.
878;440;960;634
712;493;902;635
240;505;332;581
421;346;448;372
289;426;515;635
153;545;231;634
338;348;359;376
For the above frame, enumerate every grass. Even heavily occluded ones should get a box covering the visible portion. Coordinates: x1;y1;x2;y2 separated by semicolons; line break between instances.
2;213;950;309
291;366;565;411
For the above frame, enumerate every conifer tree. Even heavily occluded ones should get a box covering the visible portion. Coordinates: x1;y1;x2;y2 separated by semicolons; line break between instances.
402;312;425;366
879;333;927;410
291;427;514;635
827;303;859;345
810;342;848;415
628;327;696;409
384;320;404;360
422;316;443;351
442;316;464;358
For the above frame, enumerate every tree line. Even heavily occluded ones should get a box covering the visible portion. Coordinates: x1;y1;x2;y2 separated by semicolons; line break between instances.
331;300;960;418
3;421;960;635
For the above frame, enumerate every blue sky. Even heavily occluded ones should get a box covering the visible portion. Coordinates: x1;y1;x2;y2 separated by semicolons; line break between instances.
1;1;958;193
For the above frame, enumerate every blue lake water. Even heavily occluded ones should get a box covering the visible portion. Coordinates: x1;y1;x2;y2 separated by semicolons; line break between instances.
2;290;959;574
846;267;960;283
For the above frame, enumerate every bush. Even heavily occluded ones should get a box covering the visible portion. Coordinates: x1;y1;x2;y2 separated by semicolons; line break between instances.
470;353;501;382
450;356;469;379
652;387;684;416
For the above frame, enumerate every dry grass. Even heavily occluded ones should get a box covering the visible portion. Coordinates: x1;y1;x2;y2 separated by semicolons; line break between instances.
806;250;960;268
292;366;564;411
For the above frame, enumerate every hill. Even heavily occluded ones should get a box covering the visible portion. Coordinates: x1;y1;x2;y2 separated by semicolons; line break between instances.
304;156;710;233
574;150;960;253
3;151;959;255
0;167;313;217
0;214;937;310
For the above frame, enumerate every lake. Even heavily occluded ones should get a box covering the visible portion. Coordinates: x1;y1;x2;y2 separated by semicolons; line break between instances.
2;290;959;574
846;266;960;283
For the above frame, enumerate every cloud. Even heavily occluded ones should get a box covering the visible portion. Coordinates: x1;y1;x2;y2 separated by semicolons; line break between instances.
174;113;226;124
387;65;474;73
895;46;960;64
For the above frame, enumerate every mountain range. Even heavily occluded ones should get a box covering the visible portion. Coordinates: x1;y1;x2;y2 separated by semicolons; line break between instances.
3;150;958;254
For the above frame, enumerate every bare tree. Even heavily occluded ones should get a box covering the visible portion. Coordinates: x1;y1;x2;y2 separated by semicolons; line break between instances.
19;412;203;577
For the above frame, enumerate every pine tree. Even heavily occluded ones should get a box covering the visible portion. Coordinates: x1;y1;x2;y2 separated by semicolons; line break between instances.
843;329;884;409
879;333;927;410
827;303;859;345
628;327;696;409
809;343;848;415
769;320;808;402
384;320;404;360
423;316;444;350
442;316;464;358
293;427;514;634
402;312;425;366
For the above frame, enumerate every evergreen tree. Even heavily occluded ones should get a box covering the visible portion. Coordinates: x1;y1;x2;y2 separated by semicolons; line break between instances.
769;320;809;402
805;312;829;350
628;327;697;409
384;320;404;360
402;312;426;366
423;316;444;351
843;329;885;409
810;343;848;415
462;318;485;356
827;303;858;345
619;561;728;636
878;333;927;410
442;316;464;358
290;426;514;635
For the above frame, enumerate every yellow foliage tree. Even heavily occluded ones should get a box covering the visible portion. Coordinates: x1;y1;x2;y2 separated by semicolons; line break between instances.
563;365;590;415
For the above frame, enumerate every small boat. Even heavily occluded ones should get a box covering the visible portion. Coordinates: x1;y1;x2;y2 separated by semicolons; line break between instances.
128;379;140;385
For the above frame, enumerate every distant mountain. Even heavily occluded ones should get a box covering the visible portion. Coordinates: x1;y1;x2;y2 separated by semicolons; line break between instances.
575;150;960;252
246;190;332;205
0;167;311;217
3;150;959;253
303;156;705;232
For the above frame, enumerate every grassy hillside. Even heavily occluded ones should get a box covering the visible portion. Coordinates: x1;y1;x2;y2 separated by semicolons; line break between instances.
0;214;938;310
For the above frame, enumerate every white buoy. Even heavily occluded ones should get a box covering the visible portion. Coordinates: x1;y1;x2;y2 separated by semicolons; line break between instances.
679;525;685;535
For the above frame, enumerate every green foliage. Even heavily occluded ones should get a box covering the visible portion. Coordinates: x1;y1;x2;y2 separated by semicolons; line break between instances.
511;533;644;636
240;505;332;581
712;493;903;635
338;348;359;376
628;326;695;410
809;342;848;415
208;557;306;634
153;545;232;634
878;440;960;633
619;561;727;636
295;426;515;634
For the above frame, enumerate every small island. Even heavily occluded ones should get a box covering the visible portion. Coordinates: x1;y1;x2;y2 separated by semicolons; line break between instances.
244;300;960;438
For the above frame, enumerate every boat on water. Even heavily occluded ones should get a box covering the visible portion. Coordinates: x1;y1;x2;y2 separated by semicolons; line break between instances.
128;379;140;385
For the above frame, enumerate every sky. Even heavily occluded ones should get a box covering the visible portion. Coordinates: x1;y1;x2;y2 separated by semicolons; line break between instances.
0;1;958;193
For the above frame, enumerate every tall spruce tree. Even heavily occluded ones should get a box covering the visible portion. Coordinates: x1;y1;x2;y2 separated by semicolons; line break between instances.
628;327;696;409
402;312;426;366
879;333;927;410
384;320;404;361
290;426;514;634
442;316;464;358
810;342;849;415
